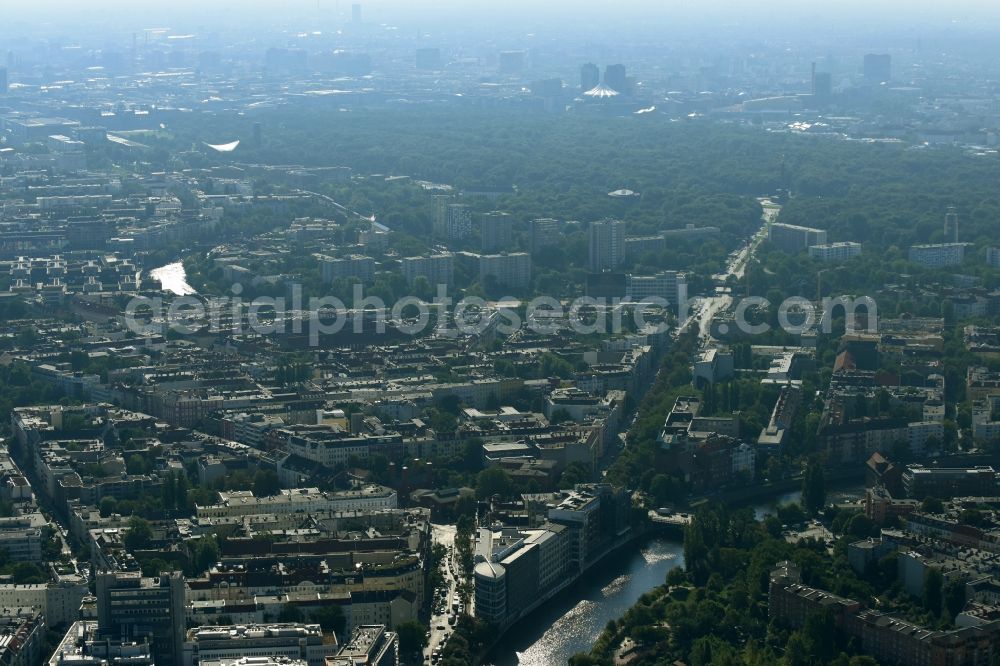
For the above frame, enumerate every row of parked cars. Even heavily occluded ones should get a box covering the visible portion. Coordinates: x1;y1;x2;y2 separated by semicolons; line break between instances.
426;548;463;664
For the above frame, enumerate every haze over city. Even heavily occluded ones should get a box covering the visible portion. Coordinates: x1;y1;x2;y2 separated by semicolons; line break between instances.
2;2;1000;666
9;1;1000;30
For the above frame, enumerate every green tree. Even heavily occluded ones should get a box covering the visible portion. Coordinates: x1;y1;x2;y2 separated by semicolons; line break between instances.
278;603;304;623
559;462;591;490
252;470;281;497
224;471;254;491
309;605;346;637
99;496;118;518
195;537;220;573
848;658;879;666
802;461;826;514
666;566;688;587
175;473;191;512
846;514;878;539
959;509;987;527
877;389;891;415
396;620;429;655
427;408;458;435
475;467;512;500
459;438;484;473
40;525;62;561
921;496;944;513
924;567;944;616
944;576;968;621
367;454;390;483
802;608;836;662
11;562;47;584
783;631;810;666
161;473;176;513
123;516;153;551
690;635;738;666
188;484;217;509
649;473;677;506
140;557;172;577
126;454;151;475
777;502;806;526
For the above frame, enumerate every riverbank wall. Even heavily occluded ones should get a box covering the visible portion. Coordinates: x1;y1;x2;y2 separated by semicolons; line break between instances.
473;527;644;664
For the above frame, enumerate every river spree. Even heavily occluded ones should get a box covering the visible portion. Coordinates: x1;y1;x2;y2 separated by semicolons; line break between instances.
491;482;867;665
752;482;866;520
149;261;196;296
489;538;684;666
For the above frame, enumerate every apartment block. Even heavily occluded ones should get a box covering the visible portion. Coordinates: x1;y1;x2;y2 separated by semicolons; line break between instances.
588;220;625;272
318;254;375;285
770;562;1000;666
987;247;1000;268
908;243;967;267
401;254;453;287
479;252;532;289
808;241;862;262
768;222;827;253
433;202;472;240
530;218;560;252
481;211;514;253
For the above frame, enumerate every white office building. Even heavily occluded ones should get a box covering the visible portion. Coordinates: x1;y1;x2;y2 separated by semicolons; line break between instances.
808;242;862;262
182;624;337;666
625;271;686;307
908;243;967;267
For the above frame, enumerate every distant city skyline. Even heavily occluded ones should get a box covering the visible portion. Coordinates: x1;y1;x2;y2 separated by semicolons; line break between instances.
6;0;1000;30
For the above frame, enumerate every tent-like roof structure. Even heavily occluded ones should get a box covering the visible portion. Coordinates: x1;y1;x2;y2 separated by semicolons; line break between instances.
205;140;240;153
582;84;620;99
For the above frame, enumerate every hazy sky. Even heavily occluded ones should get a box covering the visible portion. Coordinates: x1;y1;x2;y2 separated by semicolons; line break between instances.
4;0;1000;52
9;0;1000;24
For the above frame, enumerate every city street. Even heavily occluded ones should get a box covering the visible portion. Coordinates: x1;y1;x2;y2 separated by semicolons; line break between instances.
424;523;460;664
680;199;778;344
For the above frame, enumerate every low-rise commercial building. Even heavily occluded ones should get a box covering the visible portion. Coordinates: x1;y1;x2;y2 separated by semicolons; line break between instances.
908;243;967;267
196;487;398;519
182;624;338;666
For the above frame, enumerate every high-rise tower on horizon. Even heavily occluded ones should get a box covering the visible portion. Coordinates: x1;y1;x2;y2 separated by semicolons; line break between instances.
864;53;892;82
945;206;959;243
581;63;600;91
604;64;627;94
589;219;625;272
